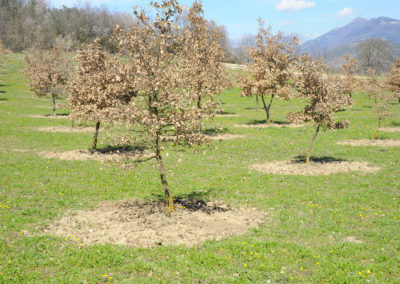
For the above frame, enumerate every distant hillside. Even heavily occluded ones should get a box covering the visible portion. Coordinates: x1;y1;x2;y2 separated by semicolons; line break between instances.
301;17;400;54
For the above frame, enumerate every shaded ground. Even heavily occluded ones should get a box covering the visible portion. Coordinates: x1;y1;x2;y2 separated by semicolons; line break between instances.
337;139;400;147
250;159;380;176
44;199;268;248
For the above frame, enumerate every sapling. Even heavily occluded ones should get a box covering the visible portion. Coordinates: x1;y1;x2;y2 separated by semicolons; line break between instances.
113;0;223;212
339;53;359;98
288;55;352;163
365;68;392;139
181;1;230;132
241;19;298;124
24;47;69;115
67;39;134;151
387;57;400;104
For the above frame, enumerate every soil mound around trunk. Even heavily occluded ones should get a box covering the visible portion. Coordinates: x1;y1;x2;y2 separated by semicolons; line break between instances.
337;139;400;147
250;160;380;176
29;114;70;120
235;123;303;129
39;149;152;163
44;199;268;248
207;134;243;141
35;126;93;133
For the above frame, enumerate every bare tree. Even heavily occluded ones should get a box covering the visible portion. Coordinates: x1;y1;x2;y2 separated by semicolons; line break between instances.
386;57;400;104
339;54;359;98
113;0;222;212
356;39;395;74
24;46;69;115
67;39;134;151
288;55;352;163
241;19;298;124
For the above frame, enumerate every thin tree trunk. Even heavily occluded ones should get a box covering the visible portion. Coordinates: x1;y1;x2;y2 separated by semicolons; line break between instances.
155;132;174;213
197;95;202;133
91;121;100;151
261;94;275;124
256;96;259;109
379;118;381;128
306;125;320;164
51;94;56;116
71;119;75;128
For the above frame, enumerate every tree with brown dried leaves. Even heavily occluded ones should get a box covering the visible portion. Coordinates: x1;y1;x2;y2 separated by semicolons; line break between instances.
387;57;400;104
24;46;69;115
365;68;393;139
339;54;359;98
68;39;134;151
113;0;223;212
241;19;298;124
181;1;230;132
288;55;352;164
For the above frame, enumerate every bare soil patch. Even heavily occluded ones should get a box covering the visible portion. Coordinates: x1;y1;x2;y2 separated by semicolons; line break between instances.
39;149;152;163
343;236;364;244
207;134;244;141
44;199;267;248
235;123;303;129
215;114;239;118
35;126;93;133
250;160;380;176
29;114;70;120
337;139;400;147
379;127;400;133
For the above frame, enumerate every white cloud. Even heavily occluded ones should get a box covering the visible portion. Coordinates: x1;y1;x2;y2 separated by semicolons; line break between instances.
275;0;316;12
337;7;353;18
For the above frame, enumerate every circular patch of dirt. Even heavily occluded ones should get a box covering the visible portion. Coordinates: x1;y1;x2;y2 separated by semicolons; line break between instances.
29;114;70;119
208;134;244;141
379;127;400;133
44;200;267;247
250;160;380;176
235;123;303;129
39;150;152;163
337;139;400;147
35;126;93;133
215;114;239;118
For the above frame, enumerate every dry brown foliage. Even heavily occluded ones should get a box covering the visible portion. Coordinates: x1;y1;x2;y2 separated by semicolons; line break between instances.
288;55;352;163
67;39;135;150
181;2;231;131
241;18;298;124
24;46;69;115
339;53;359;98
387;57;400;104
364;68;392;138
112;0;225;212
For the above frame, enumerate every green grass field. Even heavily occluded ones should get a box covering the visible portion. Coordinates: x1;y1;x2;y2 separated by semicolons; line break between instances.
1;53;399;283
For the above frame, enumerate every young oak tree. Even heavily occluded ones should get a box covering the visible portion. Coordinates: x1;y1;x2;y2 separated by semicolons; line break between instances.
241;19;298;124
24;46;69;115
387;57;400;104
288;55;352;164
68;39;134;151
113;0;223;212
181;1;230;132
365;68;393;139
339;53;359;98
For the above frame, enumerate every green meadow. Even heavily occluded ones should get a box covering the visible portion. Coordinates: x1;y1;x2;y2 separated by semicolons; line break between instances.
0;53;399;283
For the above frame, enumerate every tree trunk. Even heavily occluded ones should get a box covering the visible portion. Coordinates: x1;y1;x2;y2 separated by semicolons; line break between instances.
379;118;382;128
306;125;320;164
155;132;174;213
261;94;275;124
51;94;56;116
71;119;75;128
255;96;259;109
91;121;100;151
197;95;202;133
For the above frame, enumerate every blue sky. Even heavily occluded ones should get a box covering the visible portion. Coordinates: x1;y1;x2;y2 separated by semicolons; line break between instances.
48;0;400;42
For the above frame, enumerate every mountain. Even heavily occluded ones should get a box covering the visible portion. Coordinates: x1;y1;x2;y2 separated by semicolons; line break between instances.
301;17;400;54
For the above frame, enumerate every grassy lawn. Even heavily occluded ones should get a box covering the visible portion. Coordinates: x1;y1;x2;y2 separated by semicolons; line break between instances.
0;53;399;283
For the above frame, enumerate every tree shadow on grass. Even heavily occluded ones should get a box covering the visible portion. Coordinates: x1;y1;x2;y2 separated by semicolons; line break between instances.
0;91;5;94
293;155;347;164
95;144;149;154
151;191;229;214
216;110;236;115
0;97;7;100
391;122;400;126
